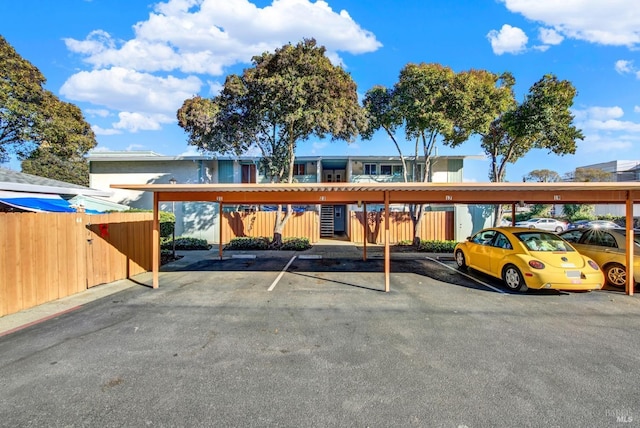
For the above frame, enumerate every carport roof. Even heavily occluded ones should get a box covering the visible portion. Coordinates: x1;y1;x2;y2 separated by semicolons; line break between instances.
111;180;640;295
111;181;640;205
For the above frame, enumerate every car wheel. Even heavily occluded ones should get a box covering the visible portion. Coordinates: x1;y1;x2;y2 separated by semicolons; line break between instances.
555;226;563;232
455;250;467;271
502;265;528;292
604;263;627;288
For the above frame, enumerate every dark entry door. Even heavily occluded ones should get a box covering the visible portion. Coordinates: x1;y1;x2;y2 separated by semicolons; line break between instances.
334;205;346;233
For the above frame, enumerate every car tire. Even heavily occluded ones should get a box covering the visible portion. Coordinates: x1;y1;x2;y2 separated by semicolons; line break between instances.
502;264;528;292
604;263;627;288
555;226;563;232
455;250;467;271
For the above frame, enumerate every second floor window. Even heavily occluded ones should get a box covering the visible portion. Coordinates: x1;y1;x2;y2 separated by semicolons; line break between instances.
380;165;392;175
293;164;306;175
364;163;377;175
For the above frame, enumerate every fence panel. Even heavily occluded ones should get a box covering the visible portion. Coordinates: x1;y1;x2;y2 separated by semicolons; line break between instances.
350;211;454;244
0;212;153;317
85;212;153;288
221;211;319;243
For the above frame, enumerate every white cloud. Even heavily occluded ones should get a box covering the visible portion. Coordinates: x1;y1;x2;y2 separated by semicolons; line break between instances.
538;27;564;45
615;59;634;74
113;111;175;133
64;0;381;74
91;125;122;136
61;0;381;136
60;67;202;115
635;106;640;113
578;133;634;153
85;108;111;118
500;0;640;48
573;106;625;121
179;147;204;157
573;105;640;153
487;24;528;55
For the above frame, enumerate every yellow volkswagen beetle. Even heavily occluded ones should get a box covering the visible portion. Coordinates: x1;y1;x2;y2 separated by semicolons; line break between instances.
454;227;604;292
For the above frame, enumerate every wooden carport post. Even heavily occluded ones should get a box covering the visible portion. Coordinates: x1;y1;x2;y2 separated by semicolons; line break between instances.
363;202;367;261
152;192;160;289
384;191;390;292
218;202;224;259
626;194;634;296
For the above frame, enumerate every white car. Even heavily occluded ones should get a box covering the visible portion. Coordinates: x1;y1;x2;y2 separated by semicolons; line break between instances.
515;217;567;232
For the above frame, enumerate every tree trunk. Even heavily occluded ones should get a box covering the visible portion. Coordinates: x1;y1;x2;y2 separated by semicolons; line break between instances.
492;205;503;227
411;203;425;247
272;203;293;247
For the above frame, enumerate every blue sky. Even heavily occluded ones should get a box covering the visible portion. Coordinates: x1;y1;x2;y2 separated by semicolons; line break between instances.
2;0;640;182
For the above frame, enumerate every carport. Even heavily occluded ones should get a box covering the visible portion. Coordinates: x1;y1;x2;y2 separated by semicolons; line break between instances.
111;181;640;295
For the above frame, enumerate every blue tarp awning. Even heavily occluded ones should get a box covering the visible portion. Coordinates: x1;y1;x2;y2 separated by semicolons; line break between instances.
0;191;101;213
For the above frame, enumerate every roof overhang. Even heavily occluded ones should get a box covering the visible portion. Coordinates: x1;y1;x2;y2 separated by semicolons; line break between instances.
110;182;640;205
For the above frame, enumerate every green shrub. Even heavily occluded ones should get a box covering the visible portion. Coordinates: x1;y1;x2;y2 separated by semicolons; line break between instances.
226;237;270;250
226;236;311;251
161;236;210;250
280;237;312;251
417;239;457;253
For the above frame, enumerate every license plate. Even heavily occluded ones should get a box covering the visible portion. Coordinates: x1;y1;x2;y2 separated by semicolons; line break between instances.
566;271;580;278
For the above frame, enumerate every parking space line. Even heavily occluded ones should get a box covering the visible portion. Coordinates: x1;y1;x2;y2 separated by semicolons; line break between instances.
425;256;507;294
268;255;297;292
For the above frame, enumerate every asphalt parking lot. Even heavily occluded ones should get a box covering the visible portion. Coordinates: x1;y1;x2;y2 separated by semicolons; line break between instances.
1;245;639;427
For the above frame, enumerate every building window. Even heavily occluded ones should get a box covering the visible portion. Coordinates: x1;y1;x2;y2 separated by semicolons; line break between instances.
293;164;305;175
241;164;256;183
380;165;392;175
392;165;403;176
364;164;377;175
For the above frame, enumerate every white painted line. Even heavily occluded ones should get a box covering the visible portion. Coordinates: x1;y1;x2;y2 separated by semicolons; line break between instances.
425;256;507;294
232;254;256;259
268;255;297;292
298;255;322;260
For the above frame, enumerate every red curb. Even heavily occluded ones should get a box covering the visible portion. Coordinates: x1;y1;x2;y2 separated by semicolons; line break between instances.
0;305;83;338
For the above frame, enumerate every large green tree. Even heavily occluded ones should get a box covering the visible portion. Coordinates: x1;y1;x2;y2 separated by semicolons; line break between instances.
524;169;561;182
561;167;611;220
1;36;96;184
363;63;513;244
568;167;613;182
177;38;366;245
481;74;583;225
0;35;45;162
21;92;97;186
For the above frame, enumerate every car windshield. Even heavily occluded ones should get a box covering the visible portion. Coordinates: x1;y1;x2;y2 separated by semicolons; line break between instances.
515;231;574;252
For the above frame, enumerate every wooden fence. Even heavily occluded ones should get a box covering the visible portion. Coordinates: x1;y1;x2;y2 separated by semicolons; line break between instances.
221;211;319;243
0;212;152;317
220;210;453;244
350;211;454;243
1;209;452;317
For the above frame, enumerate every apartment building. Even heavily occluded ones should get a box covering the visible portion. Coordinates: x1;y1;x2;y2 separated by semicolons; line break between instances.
88;151;490;242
